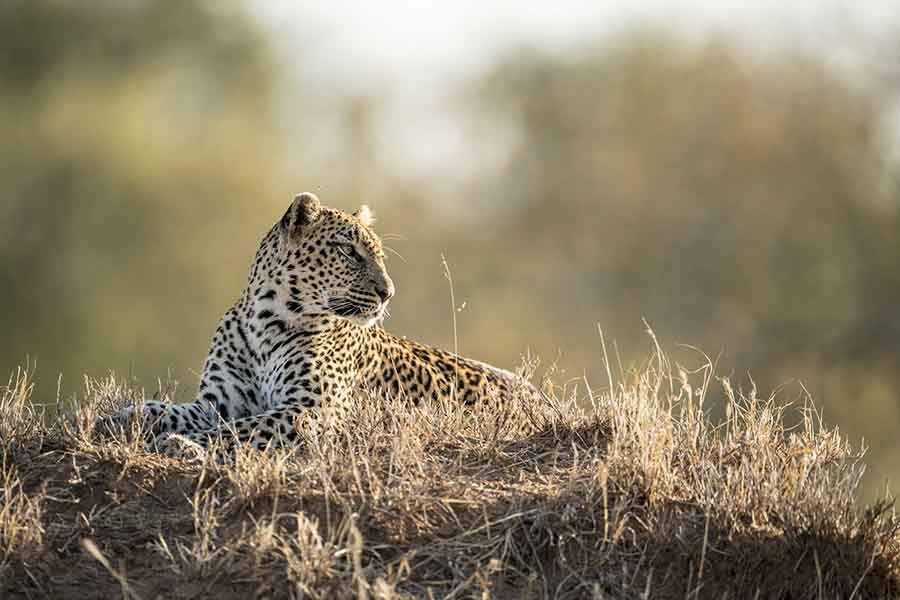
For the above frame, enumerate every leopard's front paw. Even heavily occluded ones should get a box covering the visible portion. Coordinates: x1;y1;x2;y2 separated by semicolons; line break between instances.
153;433;208;462
94;402;169;441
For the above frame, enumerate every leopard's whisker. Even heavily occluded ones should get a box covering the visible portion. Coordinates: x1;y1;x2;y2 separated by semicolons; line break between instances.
384;246;406;262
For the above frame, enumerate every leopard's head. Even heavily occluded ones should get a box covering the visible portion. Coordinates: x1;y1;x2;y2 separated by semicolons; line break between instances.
251;193;394;328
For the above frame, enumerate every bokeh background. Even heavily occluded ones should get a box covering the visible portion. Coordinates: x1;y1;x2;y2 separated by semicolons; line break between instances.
2;0;899;501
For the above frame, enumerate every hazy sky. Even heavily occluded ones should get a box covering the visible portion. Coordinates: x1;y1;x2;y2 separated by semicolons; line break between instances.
253;1;900;182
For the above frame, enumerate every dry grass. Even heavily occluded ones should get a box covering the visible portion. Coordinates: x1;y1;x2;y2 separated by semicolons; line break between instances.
1;346;899;599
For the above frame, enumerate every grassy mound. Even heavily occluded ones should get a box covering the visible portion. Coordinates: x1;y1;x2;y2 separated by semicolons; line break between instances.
1;348;898;599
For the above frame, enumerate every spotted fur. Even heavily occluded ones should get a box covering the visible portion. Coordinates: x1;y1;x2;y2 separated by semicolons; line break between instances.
104;193;540;457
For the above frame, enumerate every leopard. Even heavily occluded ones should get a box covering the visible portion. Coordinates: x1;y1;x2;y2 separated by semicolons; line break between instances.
101;193;541;458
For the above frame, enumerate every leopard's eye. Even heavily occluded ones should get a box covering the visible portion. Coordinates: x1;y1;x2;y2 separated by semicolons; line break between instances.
336;243;357;261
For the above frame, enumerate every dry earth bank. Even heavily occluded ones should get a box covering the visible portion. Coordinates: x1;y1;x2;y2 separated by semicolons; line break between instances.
1;348;898;599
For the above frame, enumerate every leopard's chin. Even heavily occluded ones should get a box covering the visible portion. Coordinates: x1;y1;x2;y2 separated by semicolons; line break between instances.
347;305;387;328
351;315;378;328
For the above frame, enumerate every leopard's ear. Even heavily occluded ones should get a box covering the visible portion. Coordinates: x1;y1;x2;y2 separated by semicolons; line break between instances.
280;193;322;237
354;204;375;227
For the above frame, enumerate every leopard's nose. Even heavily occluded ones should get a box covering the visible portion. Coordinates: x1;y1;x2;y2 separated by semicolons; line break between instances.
375;281;395;302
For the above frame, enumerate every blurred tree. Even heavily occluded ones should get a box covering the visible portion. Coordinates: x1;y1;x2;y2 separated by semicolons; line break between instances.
444;34;900;368
0;0;290;399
